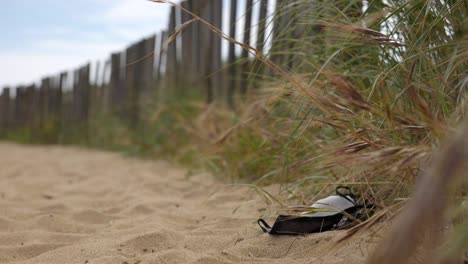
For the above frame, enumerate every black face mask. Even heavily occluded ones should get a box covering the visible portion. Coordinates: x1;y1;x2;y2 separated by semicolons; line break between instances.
257;186;373;235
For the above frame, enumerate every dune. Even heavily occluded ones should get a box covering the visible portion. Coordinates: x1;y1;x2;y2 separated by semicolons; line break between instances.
0;143;377;264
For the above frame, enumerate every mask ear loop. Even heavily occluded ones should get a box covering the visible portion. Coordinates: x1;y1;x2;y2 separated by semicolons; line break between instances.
336;186;377;222
336;186;359;206
257;219;272;233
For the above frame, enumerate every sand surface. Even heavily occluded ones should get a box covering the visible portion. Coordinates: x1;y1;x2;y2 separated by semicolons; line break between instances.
0;143;377;264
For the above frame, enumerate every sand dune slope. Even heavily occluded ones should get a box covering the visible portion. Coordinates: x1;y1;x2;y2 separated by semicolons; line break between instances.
0;143;375;264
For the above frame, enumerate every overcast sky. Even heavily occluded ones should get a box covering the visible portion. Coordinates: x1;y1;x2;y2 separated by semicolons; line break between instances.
0;0;173;88
0;0;275;89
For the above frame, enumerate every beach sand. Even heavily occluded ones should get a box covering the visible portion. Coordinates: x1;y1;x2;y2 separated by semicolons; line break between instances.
0;143;378;264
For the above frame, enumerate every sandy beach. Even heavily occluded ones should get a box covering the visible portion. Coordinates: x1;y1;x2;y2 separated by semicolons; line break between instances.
0;143;377;264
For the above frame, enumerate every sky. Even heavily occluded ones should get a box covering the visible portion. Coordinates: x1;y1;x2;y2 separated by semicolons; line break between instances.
0;0;276;89
0;0;172;88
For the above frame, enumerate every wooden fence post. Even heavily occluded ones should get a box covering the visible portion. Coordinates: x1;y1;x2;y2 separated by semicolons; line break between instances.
109;53;119;113
75;64;91;125
92;61;101;114
72;69;79;122
157;30;169;100
83;65;91;124
253;0;269;79
286;0;302;70
142;35;156;96
2;88;11;134
62;80;73;135
199;0;213;103
181;1;194;83
94;61;101;86
24;85;37;133
29;85;40;138
257;0;269;54
269;0;287;73
227;0;238;108
13;87;21;129
0;89;4;135
240;0;253;94
191;0;202;87
57;72;66;132
100;59;110;112
166;6;178;94
154;32;165;83
209;0;223;102
16;87;27;129
101;60;110;86
39;78;51;131
132;39;145;127
125;43;136;125
48;76;60;125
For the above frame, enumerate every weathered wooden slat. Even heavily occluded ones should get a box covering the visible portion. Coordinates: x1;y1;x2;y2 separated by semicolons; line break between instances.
142;35;156;94
57;72;66;129
110;52;123;113
166;6;178;92
154;32;164;83
4;88;12;133
0;89;4;134
0;88;11;133
181;0;194;83
199;0;213;102
84;64;91;123
227;0;238;108
25;85;39;131
209;0;223;101
131;39;145;127
73;70;80;122
287;0;302;70
125;43;137;124
72;69;80;122
252;0;270;83
190;0;201;86
99;60;111;112
269;0;287;72
14;87;24;129
39;77;51;130
240;0;254;94
48;76;60;121
139;35;156;113
109;53;120;110
62;82;74;129
73;65;91;124
257;0;269;53
90;62;101;115
18;86;28;128
94;61;101;86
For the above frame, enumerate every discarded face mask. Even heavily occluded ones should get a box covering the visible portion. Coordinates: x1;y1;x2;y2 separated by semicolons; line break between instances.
258;186;370;235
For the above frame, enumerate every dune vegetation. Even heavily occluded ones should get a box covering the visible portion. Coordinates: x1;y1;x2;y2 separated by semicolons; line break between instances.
1;0;466;262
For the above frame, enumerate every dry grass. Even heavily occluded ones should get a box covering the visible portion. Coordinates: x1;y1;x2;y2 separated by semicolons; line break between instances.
62;0;468;261
146;0;466;203
367;119;468;264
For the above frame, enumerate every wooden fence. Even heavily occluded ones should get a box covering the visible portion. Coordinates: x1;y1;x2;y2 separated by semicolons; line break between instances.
0;0;295;140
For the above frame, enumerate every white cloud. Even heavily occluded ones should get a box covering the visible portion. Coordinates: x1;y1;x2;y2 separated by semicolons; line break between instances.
101;0;170;23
